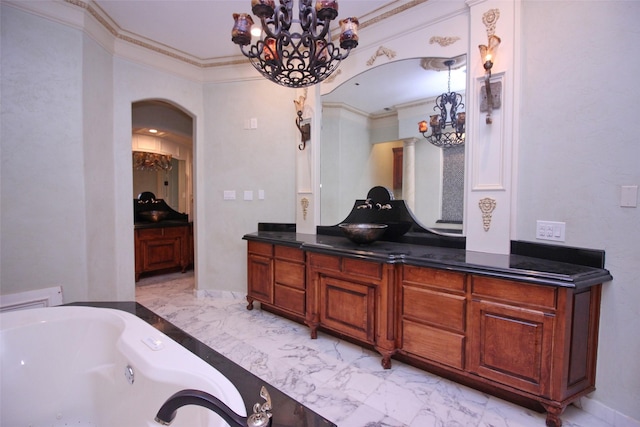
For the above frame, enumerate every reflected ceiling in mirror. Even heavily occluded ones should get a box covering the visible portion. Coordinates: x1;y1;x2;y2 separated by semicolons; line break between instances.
322;55;466;116
320;56;466;234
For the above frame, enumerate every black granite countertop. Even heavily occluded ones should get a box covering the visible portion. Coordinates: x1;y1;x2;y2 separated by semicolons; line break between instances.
68;301;335;427
243;231;612;289
134;220;192;229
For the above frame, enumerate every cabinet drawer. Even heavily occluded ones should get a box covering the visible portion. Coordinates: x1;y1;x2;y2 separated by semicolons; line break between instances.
275;260;305;290
472;276;557;310
402;320;464;369
403;265;465;292
248;241;273;257
274;284;305;316
343;258;383;281
403;285;466;332
275;245;304;262
308;253;341;272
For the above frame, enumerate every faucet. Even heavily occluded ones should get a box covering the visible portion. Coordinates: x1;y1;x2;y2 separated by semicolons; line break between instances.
376;203;392;210
357;198;373;209
155;386;272;427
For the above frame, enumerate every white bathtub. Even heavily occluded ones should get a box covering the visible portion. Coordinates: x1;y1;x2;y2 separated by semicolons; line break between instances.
0;306;247;427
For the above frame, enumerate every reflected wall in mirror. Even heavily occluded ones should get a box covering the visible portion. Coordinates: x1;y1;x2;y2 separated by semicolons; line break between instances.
320;56;466;233
131;100;193;216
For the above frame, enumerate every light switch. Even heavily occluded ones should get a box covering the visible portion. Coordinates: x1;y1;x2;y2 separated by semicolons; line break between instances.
223;190;236;200
244;190;253;201
621;185;638;207
258;189;265;200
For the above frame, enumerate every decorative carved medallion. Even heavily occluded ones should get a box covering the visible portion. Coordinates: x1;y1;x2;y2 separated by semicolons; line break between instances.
301;198;310;220
478;197;497;231
429;36;461;47
366;46;397;66
482;9;501;38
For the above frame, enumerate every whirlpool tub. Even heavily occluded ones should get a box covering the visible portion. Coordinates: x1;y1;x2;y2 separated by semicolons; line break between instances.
0;306;248;427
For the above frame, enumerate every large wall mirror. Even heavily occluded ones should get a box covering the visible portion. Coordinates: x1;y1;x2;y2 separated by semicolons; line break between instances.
320;56;466;233
131;100;193;217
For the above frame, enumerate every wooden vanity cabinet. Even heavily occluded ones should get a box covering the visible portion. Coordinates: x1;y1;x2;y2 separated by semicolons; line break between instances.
467;276;602;426
246;242;306;321
244;239;605;426
246;241;274;305
399;265;467;370
135;224;192;281
273;245;306;317
306;253;396;368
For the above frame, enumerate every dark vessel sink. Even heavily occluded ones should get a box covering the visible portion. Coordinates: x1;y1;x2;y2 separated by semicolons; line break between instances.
339;223;388;244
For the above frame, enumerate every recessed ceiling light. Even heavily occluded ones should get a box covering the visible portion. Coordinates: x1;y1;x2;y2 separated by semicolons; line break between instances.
148;129;158;134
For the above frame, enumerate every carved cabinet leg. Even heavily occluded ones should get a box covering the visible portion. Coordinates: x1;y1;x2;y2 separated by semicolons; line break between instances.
542;404;565;427
246;295;255;310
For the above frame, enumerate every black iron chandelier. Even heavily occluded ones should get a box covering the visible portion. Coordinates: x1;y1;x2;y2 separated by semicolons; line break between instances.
231;0;359;88
418;59;465;148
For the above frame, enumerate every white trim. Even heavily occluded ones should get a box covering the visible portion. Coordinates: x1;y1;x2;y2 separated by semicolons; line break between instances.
0;286;63;312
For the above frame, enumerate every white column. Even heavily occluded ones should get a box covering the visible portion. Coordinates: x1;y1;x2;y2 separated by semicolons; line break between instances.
403;137;418;210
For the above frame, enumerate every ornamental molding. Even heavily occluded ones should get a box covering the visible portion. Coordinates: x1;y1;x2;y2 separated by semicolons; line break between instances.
482;9;501;38
429;36;461;47
478;197;497;231
366;46;397;66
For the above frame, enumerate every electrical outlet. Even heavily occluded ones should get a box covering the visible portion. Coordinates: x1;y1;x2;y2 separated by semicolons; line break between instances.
536;220;565;242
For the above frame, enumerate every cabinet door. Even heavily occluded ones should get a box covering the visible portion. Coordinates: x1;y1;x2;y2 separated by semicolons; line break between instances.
140;235;183;272
248;253;273;304
319;276;375;343
468;300;554;396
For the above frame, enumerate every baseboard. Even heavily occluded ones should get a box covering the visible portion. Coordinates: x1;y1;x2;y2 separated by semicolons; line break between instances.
0;286;63;312
578;397;640;427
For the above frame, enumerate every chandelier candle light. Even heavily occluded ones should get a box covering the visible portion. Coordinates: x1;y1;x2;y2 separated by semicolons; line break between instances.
418;59;466;148
231;0;359;88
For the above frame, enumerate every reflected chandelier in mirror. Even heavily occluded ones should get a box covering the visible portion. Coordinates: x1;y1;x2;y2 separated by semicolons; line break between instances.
133;151;173;172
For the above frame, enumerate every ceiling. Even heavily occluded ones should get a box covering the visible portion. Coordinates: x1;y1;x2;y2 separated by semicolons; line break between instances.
95;0;390;61
95;1;466;119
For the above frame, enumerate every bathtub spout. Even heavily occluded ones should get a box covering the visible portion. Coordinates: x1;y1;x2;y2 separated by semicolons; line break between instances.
155;387;272;427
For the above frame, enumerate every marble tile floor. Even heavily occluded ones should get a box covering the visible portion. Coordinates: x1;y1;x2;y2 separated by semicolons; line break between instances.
135;271;612;427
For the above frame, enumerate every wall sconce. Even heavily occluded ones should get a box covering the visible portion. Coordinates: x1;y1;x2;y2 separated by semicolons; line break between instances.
478;34;501;124
294;94;311;150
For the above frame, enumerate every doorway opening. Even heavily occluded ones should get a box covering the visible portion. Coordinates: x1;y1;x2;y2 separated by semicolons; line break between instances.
131;100;195;287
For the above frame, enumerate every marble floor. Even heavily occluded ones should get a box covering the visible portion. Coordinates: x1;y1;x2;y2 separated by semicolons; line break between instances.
135;271;612;427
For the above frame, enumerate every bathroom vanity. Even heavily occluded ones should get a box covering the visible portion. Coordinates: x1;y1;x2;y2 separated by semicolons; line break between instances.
243;226;611;427
134;193;193;281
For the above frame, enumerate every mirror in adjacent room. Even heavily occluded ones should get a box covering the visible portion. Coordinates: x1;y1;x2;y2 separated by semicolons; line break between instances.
320;56;466;234
131;100;193;217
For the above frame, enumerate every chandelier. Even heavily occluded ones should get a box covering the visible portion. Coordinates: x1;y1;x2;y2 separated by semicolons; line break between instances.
231;0;359;88
418;59;465;148
132;151;173;172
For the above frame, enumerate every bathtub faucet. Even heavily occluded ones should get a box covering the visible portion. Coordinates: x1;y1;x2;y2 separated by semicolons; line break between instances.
155;386;272;427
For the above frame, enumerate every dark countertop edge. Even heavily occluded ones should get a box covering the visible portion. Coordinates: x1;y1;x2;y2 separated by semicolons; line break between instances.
243;232;612;290
135;220;192;229
65;301;335;427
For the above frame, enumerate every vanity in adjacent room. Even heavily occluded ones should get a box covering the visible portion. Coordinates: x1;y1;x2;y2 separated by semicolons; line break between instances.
134;192;193;281
243;194;612;427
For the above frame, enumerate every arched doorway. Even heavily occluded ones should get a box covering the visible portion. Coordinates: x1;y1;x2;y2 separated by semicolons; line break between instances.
131;100;195;285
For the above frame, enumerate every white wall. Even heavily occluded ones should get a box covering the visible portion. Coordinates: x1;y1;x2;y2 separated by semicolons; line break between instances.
516;1;640;421
1;6;89;301
198;79;296;293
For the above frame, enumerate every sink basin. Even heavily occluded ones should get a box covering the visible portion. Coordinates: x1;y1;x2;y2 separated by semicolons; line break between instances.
139;210;169;222
338;223;388;244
